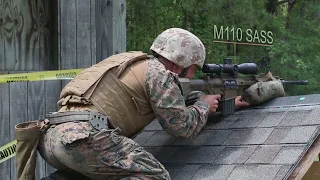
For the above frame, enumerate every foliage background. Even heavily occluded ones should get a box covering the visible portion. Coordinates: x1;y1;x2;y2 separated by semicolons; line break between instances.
126;0;320;96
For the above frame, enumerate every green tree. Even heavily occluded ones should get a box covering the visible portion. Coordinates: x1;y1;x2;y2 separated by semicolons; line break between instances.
126;0;320;96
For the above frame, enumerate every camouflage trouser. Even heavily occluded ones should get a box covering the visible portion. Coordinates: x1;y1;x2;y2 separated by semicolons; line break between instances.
38;122;170;180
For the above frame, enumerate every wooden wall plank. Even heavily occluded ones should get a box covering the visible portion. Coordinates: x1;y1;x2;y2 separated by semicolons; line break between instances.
96;0;111;61
9;74;28;180
1;0;21;70
27;81;46;179
96;0;126;62
29;0;52;71
59;0;77;88
59;0;77;69
112;0;126;55
0;73;11;180
0;6;5;68
76;0;92;68
90;0;97;65
0;0;52;71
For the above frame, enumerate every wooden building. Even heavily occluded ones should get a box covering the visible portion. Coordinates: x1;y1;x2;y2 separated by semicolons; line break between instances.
0;0;126;179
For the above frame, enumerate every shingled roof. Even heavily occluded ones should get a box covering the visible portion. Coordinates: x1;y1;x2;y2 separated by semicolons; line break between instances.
133;94;320;180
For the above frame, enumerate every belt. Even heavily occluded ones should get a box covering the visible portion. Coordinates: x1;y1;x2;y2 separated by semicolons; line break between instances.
45;111;110;131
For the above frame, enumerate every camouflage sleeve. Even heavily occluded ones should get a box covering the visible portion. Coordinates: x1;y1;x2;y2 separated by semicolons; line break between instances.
146;59;210;139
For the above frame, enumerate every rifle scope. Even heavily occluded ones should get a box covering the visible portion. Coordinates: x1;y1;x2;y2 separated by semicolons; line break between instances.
202;58;258;75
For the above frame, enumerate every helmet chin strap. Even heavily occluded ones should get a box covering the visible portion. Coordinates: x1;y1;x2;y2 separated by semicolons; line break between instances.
154;54;190;78
178;67;190;78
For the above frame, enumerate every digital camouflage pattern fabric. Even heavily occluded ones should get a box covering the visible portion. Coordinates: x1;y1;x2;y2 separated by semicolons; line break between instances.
38;56;211;179
150;28;206;68
146;57;210;139
38;122;170;180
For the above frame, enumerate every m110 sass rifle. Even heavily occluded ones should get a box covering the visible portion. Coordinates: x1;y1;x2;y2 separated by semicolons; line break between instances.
179;58;308;115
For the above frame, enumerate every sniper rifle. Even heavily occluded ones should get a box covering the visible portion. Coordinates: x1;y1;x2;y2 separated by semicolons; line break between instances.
179;58;308;115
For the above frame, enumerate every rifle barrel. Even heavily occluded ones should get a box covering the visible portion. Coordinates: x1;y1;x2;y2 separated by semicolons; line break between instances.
281;80;308;85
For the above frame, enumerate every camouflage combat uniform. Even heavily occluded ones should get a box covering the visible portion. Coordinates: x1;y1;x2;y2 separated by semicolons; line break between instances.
38;28;209;180
38;57;210;180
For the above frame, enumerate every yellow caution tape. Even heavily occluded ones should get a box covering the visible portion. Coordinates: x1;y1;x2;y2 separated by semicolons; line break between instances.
0;140;17;163
0;68;88;163
0;69;85;83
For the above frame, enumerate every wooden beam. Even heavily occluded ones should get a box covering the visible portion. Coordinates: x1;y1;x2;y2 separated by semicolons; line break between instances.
288;134;320;180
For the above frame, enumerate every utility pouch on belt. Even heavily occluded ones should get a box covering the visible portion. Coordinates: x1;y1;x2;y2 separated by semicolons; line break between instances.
15;120;47;180
242;71;285;106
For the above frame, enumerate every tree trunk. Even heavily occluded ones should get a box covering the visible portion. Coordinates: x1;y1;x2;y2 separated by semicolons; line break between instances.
286;0;296;29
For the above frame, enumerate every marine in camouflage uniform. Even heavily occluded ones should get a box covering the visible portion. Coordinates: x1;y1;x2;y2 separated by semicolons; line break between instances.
38;28;215;180
37;27;284;180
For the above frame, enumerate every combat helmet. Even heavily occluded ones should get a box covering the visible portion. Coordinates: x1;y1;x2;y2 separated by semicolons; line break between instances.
150;28;206;68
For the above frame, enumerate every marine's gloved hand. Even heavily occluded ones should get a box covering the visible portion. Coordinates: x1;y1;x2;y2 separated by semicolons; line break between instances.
184;91;221;113
199;94;221;113
242;80;285;106
235;96;250;109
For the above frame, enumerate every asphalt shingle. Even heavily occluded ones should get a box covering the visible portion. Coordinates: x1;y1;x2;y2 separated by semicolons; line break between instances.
223;128;273;145
133;95;320;180
258;112;286;127
133;131;155;145
273;165;293;180
264;128;292;144
166;165;201;180
280;126;318;144
226;165;282;180
190;130;232;146
192;165;236;180
246;145;282;164
271;146;306;165
204;115;239;130
228;112;268;129
144;120;163;131
279;110;312;126
214;146;257;164
143;147;180;163
167;146;225;164
143;131;176;146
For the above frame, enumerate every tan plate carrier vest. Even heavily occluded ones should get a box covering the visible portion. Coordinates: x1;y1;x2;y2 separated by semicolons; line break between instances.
59;51;156;137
